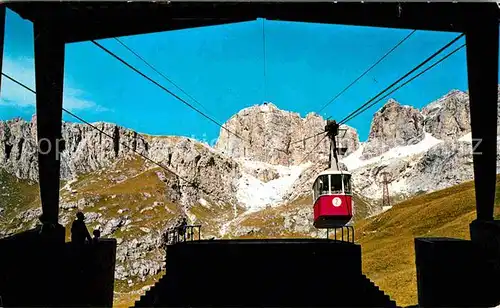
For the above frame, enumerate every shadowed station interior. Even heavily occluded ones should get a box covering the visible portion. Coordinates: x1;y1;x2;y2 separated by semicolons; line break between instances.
0;2;499;307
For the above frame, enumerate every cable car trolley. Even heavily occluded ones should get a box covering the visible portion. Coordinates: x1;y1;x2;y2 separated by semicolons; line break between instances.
311;120;354;241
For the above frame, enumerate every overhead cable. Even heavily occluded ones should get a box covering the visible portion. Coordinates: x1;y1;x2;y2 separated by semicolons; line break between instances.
294;34;465;163
113;37;214;118
298;133;328;165
262;18;268;101
316;29;417;114
1;72;224;200
90;39;249;143
293;32;417;147
341;42;466;124
339;33;464;124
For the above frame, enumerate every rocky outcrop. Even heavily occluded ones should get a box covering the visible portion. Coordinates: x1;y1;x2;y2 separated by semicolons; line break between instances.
147;138;241;206
0;118;241;207
0;118;39;180
406;140;474;192
422;90;471;140
348;139;477;202
59;122;149;180
215;103;360;165
362;99;425;159
115;231;166;281
340;88;500;202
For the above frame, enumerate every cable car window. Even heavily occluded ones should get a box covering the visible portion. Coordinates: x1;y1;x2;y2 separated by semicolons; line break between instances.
315;175;329;197
330;175;343;194
313;179;318;201
343;175;352;194
312;181;317;201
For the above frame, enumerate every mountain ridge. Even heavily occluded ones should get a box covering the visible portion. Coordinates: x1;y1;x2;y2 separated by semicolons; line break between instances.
1;86;499;306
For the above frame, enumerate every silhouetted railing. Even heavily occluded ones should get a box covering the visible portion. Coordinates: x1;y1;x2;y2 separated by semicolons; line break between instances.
326;226;355;243
164;225;202;245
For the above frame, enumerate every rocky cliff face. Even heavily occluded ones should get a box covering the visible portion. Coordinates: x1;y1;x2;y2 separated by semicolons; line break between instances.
0;117;39;180
342;88;500;205
361;99;425;160
0;118;240;207
422;90;470;140
215;103;360;165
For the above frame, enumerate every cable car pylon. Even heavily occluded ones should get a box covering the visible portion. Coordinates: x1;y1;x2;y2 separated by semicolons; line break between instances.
312;119;355;243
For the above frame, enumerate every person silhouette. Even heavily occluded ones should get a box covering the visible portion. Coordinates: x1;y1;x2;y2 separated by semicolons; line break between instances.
71;212;92;245
92;229;101;244
177;217;187;241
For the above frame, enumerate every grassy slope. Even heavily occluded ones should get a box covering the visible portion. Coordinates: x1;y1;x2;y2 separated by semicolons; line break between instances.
355;175;500;307
231;193;373;238
59;156;184;240
0;169;40;231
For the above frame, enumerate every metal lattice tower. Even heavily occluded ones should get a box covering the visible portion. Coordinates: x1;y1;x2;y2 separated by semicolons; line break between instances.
380;172;391;208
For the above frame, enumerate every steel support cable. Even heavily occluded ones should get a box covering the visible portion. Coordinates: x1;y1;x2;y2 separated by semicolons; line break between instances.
1;72;224;201
296;131;327;145
94;40;289;155
292;33;463;160
289;115;333;146
298;133;328;165
113;37;214;118
262;18;267;101
297;31;460;144
317;29;417;115
292;30;417;145
90;40;249;144
339;33;465;125
341;42;466;125
118;42;289;157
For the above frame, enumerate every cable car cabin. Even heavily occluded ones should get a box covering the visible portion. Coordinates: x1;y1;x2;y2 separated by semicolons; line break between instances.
312;170;353;228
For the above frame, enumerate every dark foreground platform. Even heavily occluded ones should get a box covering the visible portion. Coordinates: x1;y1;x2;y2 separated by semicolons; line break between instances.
134;239;397;307
0;228;116;307
416;236;500;307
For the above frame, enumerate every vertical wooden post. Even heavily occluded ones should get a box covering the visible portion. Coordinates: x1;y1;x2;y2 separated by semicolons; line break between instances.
34;22;65;227
466;13;499;222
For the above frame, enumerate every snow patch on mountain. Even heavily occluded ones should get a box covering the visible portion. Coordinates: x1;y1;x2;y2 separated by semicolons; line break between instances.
458;132;472;142
341;133;443;171
236;159;310;212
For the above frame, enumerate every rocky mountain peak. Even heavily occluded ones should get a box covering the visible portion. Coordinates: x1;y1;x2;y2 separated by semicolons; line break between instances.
215;103;360;165
305;112;322;120
422;90;471;140
380;98;400;110
361;99;424;159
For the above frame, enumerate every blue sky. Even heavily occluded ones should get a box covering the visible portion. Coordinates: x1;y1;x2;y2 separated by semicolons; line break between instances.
0;8;471;143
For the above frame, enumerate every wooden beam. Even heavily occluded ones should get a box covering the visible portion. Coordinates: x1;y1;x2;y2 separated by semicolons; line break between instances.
34;22;65;225
64;18;253;43
7;3;497;43
466;13;499;221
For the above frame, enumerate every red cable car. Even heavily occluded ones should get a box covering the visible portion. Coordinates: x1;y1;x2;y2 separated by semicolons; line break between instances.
311;119;354;229
312;170;353;228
